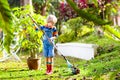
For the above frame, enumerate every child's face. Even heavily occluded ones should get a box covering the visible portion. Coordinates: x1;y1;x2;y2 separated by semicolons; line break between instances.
47;21;54;28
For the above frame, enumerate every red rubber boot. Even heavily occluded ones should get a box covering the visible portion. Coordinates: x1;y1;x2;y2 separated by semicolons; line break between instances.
46;65;50;74
48;64;53;74
46;64;53;75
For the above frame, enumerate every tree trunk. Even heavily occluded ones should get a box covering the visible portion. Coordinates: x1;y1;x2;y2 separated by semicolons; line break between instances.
20;0;33;14
114;8;120;26
41;5;46;16
20;0;32;6
117;15;120;26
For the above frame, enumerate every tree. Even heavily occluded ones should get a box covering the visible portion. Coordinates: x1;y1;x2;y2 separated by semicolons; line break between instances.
32;0;51;16
20;0;33;14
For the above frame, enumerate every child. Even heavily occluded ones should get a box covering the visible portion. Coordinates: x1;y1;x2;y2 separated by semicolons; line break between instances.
39;15;58;75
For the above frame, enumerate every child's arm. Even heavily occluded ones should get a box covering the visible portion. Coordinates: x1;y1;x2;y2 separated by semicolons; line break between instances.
52;31;58;39
53;27;58;37
32;23;44;31
32;23;39;31
50;27;58;40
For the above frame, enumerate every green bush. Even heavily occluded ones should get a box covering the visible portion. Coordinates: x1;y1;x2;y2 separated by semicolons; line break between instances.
58;31;75;43
58;17;94;43
12;6;46;57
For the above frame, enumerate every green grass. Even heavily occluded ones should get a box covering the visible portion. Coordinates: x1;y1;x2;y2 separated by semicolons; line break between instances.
0;54;84;80
77;33;120;80
0;33;120;80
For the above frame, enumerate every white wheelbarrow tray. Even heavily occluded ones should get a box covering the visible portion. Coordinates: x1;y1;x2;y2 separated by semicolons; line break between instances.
56;43;97;60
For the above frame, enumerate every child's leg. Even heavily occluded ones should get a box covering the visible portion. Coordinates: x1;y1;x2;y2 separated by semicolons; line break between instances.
46;44;54;75
49;57;53;72
46;57;53;74
46;57;49;73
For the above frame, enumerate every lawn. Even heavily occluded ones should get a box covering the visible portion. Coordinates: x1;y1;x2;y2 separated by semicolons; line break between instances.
0;33;120;80
0;55;84;80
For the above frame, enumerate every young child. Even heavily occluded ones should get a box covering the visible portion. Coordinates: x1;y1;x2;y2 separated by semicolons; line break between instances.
39;15;58;75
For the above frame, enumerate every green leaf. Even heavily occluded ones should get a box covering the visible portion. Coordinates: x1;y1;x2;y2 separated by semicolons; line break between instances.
103;25;120;39
0;0;14;53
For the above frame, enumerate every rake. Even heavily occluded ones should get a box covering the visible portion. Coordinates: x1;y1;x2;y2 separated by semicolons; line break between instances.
27;14;80;74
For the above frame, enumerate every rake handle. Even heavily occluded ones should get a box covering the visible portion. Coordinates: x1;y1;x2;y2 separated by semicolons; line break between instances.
27;14;38;26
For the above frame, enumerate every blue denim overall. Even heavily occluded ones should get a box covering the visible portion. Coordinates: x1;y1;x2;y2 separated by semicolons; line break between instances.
40;26;57;57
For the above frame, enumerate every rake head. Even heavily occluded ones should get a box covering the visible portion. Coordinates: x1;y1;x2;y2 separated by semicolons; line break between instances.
71;65;80;75
66;60;80;75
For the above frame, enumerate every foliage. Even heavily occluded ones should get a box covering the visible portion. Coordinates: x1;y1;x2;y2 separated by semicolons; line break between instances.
77;0;88;9
21;27;43;58
58;0;119;23
66;17;84;37
58;31;75;43
59;0;89;21
64;0;119;39
0;0;14;53
32;0;46;14
66;0;111;25
103;25;120;39
78;32;120;55
58;17;93;43
12;6;45;58
59;1;78;21
32;0;51;15
58;26;93;43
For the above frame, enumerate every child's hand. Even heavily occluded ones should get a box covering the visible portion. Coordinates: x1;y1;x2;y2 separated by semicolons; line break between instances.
50;37;56;41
